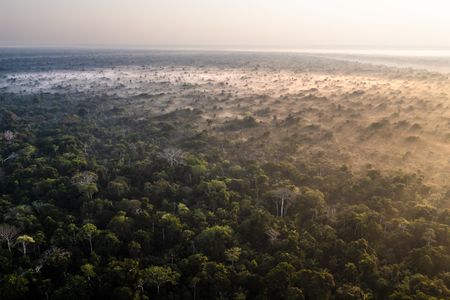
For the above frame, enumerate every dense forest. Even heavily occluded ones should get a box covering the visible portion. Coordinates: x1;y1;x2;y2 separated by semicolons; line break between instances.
1;51;450;300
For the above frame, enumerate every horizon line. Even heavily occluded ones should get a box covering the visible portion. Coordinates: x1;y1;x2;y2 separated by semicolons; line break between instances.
1;45;450;58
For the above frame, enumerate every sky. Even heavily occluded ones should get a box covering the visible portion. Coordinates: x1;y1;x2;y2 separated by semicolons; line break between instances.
0;0;449;49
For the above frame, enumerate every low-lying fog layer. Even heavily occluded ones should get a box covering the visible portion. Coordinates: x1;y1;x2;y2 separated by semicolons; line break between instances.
312;53;450;74
1;49;450;189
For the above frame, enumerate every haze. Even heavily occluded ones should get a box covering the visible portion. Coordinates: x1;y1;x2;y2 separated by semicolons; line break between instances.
1;0;450;49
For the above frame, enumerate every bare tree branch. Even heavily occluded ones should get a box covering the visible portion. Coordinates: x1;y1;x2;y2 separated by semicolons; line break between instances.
0;224;20;253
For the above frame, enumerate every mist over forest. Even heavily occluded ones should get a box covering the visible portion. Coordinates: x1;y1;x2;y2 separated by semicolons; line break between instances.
1;48;450;300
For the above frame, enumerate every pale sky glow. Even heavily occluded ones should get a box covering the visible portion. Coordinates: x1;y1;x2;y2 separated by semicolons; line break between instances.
0;0;449;48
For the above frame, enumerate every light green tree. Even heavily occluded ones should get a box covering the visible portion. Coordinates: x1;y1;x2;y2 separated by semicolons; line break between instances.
142;265;180;295
79;223;98;253
81;263;96;281
225;247;242;266
17;235;35;256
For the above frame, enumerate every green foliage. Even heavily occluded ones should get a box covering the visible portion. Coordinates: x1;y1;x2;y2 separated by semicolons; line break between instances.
141;265;180;295
1;90;450;300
